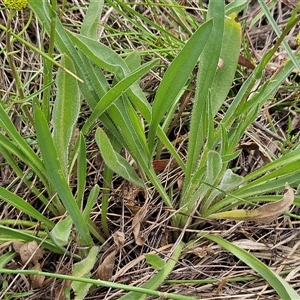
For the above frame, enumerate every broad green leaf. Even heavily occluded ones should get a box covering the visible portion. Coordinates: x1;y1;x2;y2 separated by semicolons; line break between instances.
34;107;93;246
53;54;80;177
95;128;143;187
72;246;99;300
203;234;300;299
201;169;244;216
67;31;129;80
210;13;241;116
50;216;73;247
148;19;213;150
80;0;103;39
67;31;153;122
125;51;141;71
145;253;166;270
206;152;222;186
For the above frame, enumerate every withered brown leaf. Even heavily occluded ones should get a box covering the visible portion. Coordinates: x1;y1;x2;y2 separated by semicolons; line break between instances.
112;231;125;251
97;250;116;281
132;205;147;245
207;183;294;223
13;241;44;265
29;262;45;288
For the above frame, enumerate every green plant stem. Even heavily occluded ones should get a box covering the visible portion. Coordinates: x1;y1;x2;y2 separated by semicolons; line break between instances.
0;265;197;300
5;10;34;125
0;219;47;229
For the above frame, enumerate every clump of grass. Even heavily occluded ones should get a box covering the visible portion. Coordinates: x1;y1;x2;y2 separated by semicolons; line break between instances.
1;0;300;299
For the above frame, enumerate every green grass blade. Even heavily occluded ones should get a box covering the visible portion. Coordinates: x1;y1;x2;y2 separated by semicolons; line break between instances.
203;234;300;300
148;19;213;151
106;0;183;47
76;133;87;205
225;0;248;15
0;142;60;215
83;185;100;222
0;252;16;268
52;54;80;177
34;107;93;246
0;187;54;229
258;0;300;73
244;148;300;182
0;225;64;254
0;104;46;181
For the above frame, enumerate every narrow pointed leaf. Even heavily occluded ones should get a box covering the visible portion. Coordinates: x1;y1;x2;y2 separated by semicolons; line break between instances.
34;107;93;246
82;59;157;135
53;54;80;176
0;187;54;228
148;19;213;150
203;234;299;299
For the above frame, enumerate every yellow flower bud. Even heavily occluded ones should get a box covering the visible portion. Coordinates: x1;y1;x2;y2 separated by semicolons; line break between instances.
4;0;28;10
297;34;300;46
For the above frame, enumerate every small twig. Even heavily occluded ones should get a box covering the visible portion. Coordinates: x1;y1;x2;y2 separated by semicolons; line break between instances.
252;121;285;142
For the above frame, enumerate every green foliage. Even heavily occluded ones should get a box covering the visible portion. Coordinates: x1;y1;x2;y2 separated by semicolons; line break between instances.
1;0;300;298
145;253;166;270
202;234;300;300
71;246;99;300
52;54;80;177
